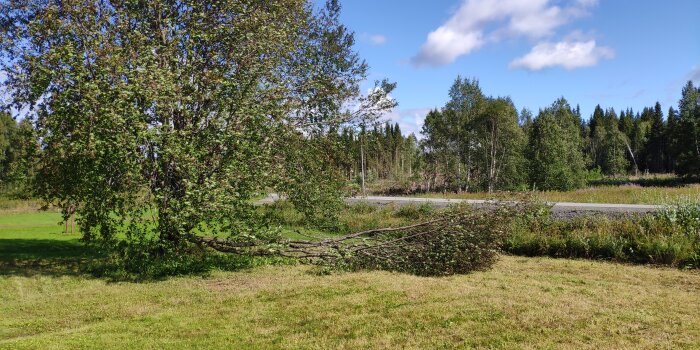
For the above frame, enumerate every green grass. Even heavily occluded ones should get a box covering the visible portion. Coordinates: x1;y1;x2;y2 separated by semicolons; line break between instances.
412;184;700;205
2;256;699;349
0;211;89;261
2;205;700;348
0;211;101;278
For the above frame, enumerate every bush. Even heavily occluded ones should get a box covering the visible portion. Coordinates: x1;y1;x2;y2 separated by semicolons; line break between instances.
394;203;435;219
504;202;700;269
659;201;700;236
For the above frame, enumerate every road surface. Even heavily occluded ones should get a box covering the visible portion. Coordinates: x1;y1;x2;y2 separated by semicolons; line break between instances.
259;194;663;214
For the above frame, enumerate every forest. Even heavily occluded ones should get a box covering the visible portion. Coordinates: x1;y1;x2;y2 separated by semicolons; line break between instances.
312;78;699;195
1;79;699;198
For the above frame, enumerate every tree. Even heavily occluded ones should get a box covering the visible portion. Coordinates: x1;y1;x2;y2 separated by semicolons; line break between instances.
519;108;534;136
421;109;454;191
676;81;700;176
0;113;17;182
665;107;679;172
444;77;485;192
527;98;586;191
5;119;40;197
346;80;398;195
645;102;666;173
1;0;381;252
476;97;526;192
589;105;605;138
631;110;652;172
592;108;630;176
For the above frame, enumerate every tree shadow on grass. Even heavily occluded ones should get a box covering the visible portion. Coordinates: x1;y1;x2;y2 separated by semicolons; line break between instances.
0;238;103;278
0;238;287;281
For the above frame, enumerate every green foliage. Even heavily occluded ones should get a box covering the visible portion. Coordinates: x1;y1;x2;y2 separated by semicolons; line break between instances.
0;0;380;258
394;203;435;219
278;135;345;228
675;81;700;176
591;108;630;176
336;120;419;194
505;202;700;268
0;114;39;198
527;98;587;191
659;201;700;236
477;97;527;191
421;78;526;192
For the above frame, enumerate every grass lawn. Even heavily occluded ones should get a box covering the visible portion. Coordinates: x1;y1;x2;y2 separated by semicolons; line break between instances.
0;211;90;262
412;184;700;205
2;210;700;349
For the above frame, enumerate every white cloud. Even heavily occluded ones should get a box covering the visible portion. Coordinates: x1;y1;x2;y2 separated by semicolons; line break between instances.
411;0;598;67
369;34;387;45
361;33;387;46
509;39;614;70
383;108;432;138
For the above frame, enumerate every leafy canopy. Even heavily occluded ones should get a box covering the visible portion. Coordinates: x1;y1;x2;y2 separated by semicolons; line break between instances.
0;0;394;250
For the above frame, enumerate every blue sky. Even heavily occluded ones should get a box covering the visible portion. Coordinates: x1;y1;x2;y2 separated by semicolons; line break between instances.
328;0;700;137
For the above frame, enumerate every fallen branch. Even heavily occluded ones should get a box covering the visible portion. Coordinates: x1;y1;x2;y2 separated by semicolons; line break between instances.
197;202;525;276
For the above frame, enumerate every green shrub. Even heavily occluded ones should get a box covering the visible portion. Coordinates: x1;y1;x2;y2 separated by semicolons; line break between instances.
504;202;700;269
394;203;435;219
348;201;378;215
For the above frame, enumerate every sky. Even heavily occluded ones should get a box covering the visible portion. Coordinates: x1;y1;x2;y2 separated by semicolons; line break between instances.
326;0;700;137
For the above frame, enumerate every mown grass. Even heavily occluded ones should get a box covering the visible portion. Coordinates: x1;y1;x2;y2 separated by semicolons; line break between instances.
412;184;700;204
0;211;90;262
2;202;700;348
2;256;699;349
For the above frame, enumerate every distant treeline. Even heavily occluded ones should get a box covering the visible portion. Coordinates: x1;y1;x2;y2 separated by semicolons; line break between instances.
335;78;700;193
1;79;698;196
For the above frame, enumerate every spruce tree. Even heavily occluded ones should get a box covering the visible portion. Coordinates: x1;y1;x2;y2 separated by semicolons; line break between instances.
676;81;700;176
645;102;666;173
527;98;587;191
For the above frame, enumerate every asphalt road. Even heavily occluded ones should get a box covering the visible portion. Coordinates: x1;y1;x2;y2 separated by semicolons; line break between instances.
260;194;663;214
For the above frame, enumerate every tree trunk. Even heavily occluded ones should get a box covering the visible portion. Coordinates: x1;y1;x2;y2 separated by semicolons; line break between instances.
465;142;472;192
360;136;366;196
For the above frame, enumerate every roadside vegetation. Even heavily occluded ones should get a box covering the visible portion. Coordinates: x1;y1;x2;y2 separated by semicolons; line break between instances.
411;182;700;204
506;202;700;268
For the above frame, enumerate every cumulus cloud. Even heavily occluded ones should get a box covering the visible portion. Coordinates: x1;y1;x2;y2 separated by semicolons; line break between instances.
383;108;432;138
361;33;387;46
411;0;598;67
369;35;387;45
509;39;614;70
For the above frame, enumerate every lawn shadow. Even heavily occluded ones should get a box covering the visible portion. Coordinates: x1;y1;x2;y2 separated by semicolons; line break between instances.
0;238;103;278
0;237;283;282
